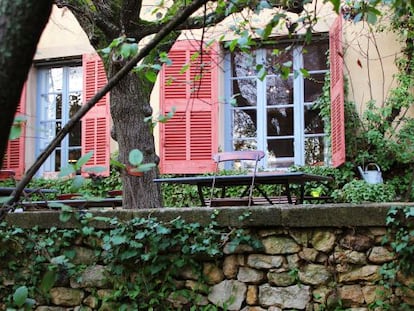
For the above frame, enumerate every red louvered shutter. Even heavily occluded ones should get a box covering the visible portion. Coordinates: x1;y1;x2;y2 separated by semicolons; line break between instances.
81;53;110;176
2;84;26;178
330;15;345;167
159;40;218;174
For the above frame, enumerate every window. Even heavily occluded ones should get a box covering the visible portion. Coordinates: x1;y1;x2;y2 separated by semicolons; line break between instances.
37;64;83;175
224;40;329;169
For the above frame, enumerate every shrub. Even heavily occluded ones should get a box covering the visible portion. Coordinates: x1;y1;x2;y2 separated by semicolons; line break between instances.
332;179;396;203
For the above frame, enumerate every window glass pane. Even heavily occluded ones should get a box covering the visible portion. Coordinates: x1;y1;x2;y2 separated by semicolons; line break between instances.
304;136;325;165
266;76;293;106
69;92;82;147
265;46;293;74
233;139;257;151
304;105;324;134
304;73;326;102
37;63;83;175
232;78;257;107
69;92;82;118
48;68;63;92
231;51;257;78
55;94;62;120
267;138;294;168
69;66;83;91
55;149;61;171
267;107;293;136
69;148;81;164
233;109;257;139
303;43;329;70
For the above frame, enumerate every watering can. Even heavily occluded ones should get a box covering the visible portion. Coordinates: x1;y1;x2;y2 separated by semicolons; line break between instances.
357;163;383;184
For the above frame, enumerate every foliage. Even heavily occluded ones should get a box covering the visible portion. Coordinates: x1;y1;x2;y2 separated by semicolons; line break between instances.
9;115;27;140
0;212;261;309
331;179;396;203
383;205;414;275
375;205;414;310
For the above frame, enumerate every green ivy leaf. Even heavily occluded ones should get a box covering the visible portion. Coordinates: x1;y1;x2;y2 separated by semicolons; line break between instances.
111;235;127;245
13;286;28;307
39;270;57;295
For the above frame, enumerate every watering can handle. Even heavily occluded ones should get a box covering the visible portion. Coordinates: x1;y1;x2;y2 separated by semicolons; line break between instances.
365;163;381;172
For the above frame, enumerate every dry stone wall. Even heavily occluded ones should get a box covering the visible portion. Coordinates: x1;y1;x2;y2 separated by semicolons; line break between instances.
3;203;414;310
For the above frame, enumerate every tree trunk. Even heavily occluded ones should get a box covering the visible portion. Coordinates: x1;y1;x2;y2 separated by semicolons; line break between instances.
0;1;53;166
110;70;163;208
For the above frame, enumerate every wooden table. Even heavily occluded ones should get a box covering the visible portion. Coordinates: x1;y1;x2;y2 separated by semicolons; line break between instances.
154;171;333;206
20;197;122;209
0;187;57;196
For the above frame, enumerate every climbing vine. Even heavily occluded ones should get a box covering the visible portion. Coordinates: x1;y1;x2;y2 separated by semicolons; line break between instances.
0;210;261;310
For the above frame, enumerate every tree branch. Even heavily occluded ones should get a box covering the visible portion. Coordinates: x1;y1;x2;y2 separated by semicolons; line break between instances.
7;0;212;207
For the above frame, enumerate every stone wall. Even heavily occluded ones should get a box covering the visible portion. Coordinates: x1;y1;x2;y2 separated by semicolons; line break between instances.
3;203;414;310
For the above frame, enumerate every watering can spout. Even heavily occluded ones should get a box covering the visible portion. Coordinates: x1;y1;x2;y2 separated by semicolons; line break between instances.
357;166;365;181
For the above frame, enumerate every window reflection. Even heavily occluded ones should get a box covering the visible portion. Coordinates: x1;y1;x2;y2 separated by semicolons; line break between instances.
266;76;293;106
228;41;329;168
267;107;293;136
38;65;83;173
233;109;257;139
303;43;329;71
304;73;325;102
304;136;325;165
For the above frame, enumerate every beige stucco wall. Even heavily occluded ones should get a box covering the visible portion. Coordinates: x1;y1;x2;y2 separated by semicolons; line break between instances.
343;20;402;114
26;3;404;173
35;6;95;60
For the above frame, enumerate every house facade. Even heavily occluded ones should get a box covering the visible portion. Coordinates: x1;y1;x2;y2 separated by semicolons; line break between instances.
2;4;402;178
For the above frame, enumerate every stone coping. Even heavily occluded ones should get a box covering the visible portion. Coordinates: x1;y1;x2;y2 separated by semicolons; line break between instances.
4;202;411;229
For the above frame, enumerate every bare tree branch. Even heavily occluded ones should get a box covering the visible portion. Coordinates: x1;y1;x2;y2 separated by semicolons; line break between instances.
7;0;212;206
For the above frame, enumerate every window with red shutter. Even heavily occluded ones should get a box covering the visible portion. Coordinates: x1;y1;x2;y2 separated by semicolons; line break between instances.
81;53;110;176
159;40;219;174
329;15;346;167
2;84;26;178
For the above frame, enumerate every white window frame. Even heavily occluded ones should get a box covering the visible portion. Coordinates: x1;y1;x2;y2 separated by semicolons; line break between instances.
224;43;328;169
36;63;83;176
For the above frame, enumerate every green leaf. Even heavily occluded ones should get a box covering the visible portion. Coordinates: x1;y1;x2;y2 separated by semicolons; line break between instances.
9;126;22;140
13;286;28;307
111;235;127;245
76;151;94;168
39;270;57;294
180;63;190;74
190;51;200;62
366;11;378;24
300;68;310;78
83;166;106;174
100;47;111;55
59;211;73;223
71;175;85;191
330;0;340;13
137;163;156;172
145;70;157;83
129;149;143;166
110;158;126;169
58;165;76;178
0;196;12;204
255;64;266;81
